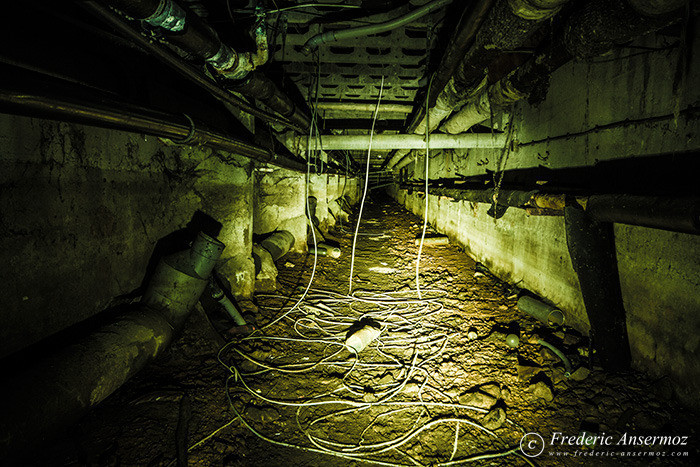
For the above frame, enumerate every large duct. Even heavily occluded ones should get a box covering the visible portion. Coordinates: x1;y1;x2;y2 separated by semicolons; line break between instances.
0;232;224;459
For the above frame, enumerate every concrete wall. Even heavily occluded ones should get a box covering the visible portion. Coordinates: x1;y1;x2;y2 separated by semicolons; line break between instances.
0;114;359;359
390;31;700;408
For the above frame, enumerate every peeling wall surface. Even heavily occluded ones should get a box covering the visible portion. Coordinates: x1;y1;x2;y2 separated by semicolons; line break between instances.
390;33;700;408
0;114;358;359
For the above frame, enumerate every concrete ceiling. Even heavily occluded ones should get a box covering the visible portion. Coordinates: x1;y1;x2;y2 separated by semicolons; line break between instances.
270;0;451;168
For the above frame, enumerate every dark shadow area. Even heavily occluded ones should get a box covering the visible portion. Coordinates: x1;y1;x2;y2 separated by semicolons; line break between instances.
1;211;222;375
430;151;700;196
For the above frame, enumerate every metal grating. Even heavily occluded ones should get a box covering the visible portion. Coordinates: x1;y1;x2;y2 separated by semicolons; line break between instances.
271;0;447;106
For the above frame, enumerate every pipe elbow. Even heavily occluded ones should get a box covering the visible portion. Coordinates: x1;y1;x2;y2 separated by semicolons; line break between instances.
301;31;336;55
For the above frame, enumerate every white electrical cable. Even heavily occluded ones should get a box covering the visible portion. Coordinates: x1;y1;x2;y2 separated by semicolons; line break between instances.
348;76;384;294
202;287;525;466
256;57;323;333
198;73;523;463
415;75;433;300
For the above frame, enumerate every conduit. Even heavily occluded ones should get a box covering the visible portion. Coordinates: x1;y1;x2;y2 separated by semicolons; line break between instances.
301;0;453;54
0;232;225;459
0;89;308;172
296;133;507;151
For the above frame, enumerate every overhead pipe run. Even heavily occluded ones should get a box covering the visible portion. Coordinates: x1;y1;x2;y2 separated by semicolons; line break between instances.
0;90;308;171
0;232;225;459
81;1;304;132
295;133;507;151
314;102;414;114
105;0;262;79
425;0;495;111
301;0;453;54
385;0;569;171
405;184;700;235
91;0;310;130
440;0;686;134
414;0;569;135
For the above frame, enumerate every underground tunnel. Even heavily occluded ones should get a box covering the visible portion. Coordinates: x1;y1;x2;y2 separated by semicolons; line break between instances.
0;0;699;465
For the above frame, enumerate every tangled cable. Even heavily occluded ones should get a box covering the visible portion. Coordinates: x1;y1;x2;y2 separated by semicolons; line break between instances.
206;288;531;466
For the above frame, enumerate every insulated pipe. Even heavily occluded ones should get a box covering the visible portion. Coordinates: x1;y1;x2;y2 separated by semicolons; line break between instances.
296;133;507;150
405;185;700;235
586;194;700;235
415;0;570;135
260;231;295;262
441;0;685;134
88;1;310;130
81;1;303;132
0;90;307;172
104;0;250;77
427;0;495;110
315;102;414;114
0;232;224;459
301;0;453;54
386;0;569;171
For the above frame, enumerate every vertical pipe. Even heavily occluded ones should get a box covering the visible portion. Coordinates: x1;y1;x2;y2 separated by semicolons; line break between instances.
564;206;631;371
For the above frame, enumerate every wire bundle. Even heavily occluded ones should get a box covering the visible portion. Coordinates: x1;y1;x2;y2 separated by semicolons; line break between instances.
213;288;528;466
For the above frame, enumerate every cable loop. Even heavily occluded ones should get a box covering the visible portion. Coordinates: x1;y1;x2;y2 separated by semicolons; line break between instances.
170;113;197;144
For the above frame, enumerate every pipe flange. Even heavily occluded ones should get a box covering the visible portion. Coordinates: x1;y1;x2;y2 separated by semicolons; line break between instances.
144;0;186;32
222;53;255;80
206;43;237;70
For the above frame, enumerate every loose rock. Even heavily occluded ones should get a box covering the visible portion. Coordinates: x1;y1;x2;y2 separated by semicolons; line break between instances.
482;407;506;430
527;382;554;402
459;391;497;409
570;367;591;381
479;383;501;399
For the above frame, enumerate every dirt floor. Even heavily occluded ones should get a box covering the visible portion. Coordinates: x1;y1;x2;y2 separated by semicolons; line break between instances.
39;193;698;466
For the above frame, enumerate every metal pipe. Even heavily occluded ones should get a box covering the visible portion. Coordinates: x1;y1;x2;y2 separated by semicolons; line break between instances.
517;295;565;326
296;133;507;150
565;206;631;371
260;231;295;261
0;232;224;459
83;1;308;131
315;102;414;114
301;0;452;54
207;277;247;326
441;0;685;134
404;185;700;235
586;194;700;235
0;89;307;172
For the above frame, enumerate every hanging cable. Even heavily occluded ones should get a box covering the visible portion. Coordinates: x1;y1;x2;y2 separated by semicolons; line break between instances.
415;75;434;300
349;76;384;294
255;58;324;333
